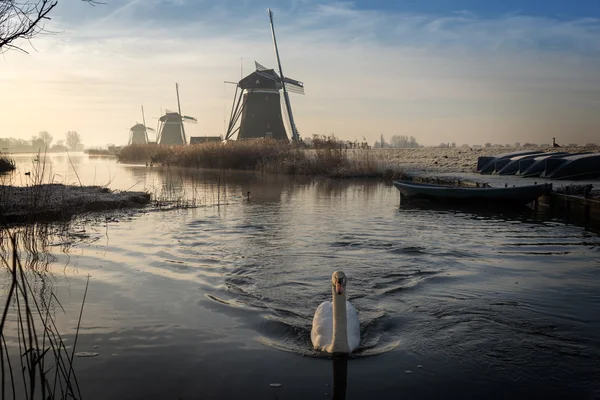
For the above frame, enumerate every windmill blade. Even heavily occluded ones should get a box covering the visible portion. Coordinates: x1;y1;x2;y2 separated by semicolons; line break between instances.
182;115;198;124
284;77;305;95
146;127;155;132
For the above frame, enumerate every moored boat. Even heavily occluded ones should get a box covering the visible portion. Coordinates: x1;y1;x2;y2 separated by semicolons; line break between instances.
477;150;542;174
393;180;552;207
494;152;546;175
517;152;586;178
541;153;600;180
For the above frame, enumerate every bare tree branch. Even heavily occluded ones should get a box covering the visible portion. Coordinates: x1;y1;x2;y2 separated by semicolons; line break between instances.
0;0;101;54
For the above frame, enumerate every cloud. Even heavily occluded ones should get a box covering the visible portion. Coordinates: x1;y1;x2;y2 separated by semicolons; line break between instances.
2;1;599;146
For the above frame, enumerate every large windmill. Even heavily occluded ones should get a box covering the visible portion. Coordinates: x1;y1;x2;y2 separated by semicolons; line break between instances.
128;105;155;145
156;83;197;145
225;9;304;142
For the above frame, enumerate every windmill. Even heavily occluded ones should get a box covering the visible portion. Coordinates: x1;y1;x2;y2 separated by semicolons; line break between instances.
224;9;304;142
128;105;155;145
156;83;197;145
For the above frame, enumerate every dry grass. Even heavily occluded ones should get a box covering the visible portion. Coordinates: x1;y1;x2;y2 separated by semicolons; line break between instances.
0;230;86;400
0;151;151;225
119;140;408;179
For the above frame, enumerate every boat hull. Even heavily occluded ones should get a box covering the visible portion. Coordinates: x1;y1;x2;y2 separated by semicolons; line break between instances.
477;150;542;174
393;180;552;207
541;153;600;180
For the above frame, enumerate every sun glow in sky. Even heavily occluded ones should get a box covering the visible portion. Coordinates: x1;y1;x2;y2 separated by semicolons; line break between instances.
1;0;599;147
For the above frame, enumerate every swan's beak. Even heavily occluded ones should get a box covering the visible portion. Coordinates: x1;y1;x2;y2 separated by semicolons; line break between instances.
335;283;344;295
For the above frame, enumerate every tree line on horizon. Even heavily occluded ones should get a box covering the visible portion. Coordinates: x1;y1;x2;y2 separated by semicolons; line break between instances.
373;135;422;149
1;131;84;153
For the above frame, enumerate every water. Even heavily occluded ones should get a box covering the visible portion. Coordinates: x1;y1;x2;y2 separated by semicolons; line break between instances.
2;153;600;399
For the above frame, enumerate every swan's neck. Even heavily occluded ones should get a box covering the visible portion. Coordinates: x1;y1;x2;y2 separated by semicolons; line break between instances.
330;286;349;353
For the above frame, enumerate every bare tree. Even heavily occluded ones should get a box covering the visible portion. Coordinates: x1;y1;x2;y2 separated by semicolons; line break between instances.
38;130;52;148
66;130;83;150
1;0;102;53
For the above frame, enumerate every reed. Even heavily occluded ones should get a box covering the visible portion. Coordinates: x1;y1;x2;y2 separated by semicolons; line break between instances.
0;156;15;173
119;139;407;179
0;230;86;400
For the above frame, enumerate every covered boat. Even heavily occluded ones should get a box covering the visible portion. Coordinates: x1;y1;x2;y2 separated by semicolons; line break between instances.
477;150;542;174
517;152;585;178
393;180;551;207
494;152;546;175
541;153;600;180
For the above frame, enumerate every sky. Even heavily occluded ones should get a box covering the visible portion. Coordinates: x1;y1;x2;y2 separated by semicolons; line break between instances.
1;0;599;147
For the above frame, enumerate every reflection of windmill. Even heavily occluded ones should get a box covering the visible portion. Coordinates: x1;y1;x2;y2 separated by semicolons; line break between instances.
156;83;197;145
225;10;304;142
128;105;155;145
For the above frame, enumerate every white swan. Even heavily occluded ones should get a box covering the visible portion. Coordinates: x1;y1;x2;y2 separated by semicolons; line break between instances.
311;271;360;353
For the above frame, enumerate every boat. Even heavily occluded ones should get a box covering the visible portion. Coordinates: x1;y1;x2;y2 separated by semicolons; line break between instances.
540;153;600;180
493;152;546;175
392;180;552;207
517;152;585;178
476;150;542;174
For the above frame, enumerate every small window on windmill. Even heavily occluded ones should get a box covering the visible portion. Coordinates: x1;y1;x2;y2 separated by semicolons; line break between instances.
266;132;273;138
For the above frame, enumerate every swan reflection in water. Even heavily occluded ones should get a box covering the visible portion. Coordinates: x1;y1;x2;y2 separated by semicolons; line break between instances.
331;356;348;400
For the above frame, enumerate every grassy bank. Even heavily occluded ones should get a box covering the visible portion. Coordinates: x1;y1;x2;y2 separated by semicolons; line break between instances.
119;140;409;179
0;184;150;224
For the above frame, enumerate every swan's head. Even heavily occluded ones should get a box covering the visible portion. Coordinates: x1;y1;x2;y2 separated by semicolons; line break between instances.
331;271;347;295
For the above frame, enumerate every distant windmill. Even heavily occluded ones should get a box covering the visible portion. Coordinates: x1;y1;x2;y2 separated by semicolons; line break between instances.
128;105;155;145
156;83;197;145
224;9;304;142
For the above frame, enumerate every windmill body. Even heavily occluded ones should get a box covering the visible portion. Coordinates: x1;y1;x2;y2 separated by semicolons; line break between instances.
129;123;149;145
225;62;304;141
128;106;155;145
157;112;186;145
156;84;197;145
238;68;287;140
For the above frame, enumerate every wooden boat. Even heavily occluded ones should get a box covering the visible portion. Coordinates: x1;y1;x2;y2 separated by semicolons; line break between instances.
393;180;552;206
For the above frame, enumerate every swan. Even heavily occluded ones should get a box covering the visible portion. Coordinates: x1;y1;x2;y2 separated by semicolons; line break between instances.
311;271;360;353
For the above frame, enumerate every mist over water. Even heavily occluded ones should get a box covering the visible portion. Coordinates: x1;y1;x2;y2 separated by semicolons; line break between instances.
2;153;600;399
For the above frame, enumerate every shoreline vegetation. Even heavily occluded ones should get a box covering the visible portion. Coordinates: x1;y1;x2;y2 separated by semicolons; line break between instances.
0;184;150;224
0;155;16;173
1;140;597;226
0;231;87;400
117;140;599;178
118;139;410;180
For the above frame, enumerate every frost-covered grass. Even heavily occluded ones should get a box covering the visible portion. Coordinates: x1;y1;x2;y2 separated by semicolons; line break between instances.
370;145;600;174
0;184;150;224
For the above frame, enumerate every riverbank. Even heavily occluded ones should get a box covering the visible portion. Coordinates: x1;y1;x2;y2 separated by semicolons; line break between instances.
0;184;150;224
368;145;600;174
119;142;599;179
118;142;410;179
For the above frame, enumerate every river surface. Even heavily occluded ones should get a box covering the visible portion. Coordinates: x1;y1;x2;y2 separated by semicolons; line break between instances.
2;153;600;399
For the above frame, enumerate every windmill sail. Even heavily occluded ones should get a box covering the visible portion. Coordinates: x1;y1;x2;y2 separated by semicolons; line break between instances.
284;77;304;95
268;8;299;142
182;116;198;123
280;95;295;140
